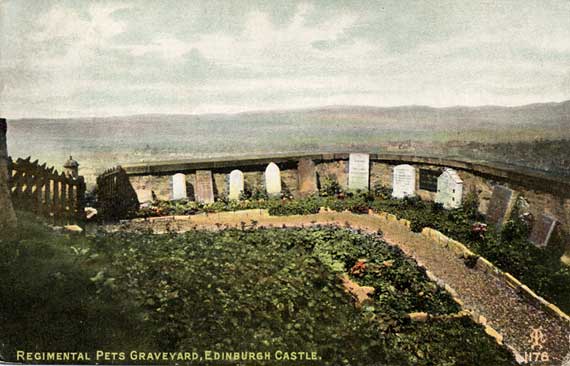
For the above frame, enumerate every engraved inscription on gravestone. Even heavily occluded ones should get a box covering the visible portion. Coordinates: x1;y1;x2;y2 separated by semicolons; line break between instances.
194;170;214;203
297;159;318;196
171;173;187;200
228;169;244;201
529;214;558;247
392;164;416;199
265;162;282;197
419;169;440;192
348;153;370;191
435;168;463;209
486;185;516;227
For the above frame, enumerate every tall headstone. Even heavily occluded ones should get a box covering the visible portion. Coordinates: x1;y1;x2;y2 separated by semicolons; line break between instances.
0;118;16;230
348;153;370;191
297;159;317;196
486;185;516;227
392;164;416;199
228;170;244;200
171;173;187;200
529;214;558;247
419;169;440;192
265;162;282;197
435;168;463;209
194;170;214;203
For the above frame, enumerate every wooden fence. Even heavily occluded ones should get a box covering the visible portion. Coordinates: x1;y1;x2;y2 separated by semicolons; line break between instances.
96;166;139;221
7;156;86;225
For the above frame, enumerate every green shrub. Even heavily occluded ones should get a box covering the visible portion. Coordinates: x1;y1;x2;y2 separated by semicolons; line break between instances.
319;175;343;197
372;183;392;199
95;227;512;365
267;195;322;216
0;214;515;365
0;213;153;361
136;193;570;314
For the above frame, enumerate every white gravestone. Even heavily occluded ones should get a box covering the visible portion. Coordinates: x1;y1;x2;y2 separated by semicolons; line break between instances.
392;164;416;199
435;168;463;209
265;162;282;197
171;173;187;200
136;188;154;204
228;170;244;200
348;153;370;191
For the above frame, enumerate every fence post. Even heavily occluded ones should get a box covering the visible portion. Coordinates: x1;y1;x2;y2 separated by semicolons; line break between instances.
0;118;17;229
4;154;86;227
76;176;86;223
44;176;51;219
33;163;44;216
52;174;60;225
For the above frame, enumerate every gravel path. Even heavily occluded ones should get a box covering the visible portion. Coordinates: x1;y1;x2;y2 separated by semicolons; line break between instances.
112;210;570;365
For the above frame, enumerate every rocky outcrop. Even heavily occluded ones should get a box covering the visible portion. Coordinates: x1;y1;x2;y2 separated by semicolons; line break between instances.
0;118;17;230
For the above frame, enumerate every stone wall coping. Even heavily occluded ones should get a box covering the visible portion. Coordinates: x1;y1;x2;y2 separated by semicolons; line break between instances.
119;152;570;198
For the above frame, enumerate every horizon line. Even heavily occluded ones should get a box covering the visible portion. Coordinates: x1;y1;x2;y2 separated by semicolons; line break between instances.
4;98;569;121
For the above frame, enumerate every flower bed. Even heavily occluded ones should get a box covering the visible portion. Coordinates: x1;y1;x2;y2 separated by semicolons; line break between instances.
136;187;570;314
92;227;513;365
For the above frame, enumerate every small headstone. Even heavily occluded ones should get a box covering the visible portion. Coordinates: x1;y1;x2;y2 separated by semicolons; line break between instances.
392;164;416;199
348;153;370;191
297;159;318;195
194;170;214;203
529;214;558;247
228;170;244;200
136;189;154;203
486;185;516;227
265;162;281;197
171;173;187;200
419;169;440;192
435;168;463;209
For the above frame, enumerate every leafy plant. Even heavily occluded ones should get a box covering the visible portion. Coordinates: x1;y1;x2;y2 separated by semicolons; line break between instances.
136;192;570;314
319;175;343;197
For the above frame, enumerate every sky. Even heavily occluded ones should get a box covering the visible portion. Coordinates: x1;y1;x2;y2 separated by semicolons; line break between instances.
1;0;569;118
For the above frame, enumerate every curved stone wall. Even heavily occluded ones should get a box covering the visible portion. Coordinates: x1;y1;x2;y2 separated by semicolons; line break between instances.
116;152;570;253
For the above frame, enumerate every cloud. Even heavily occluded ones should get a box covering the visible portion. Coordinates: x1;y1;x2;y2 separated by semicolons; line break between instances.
0;0;569;118
29;3;131;69
120;3;376;71
33;3;129;43
127;37;193;60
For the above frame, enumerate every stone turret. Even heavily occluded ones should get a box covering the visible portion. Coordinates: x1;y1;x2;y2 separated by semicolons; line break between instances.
63;156;79;179
0;118;17;230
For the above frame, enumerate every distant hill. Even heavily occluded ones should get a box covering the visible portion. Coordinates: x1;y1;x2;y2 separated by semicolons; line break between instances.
5;100;570;183
12;99;570;129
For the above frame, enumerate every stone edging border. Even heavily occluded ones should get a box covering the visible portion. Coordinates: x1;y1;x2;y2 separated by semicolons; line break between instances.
120;207;567;356
126;208;570;326
415;225;570;326
124;209;507;346
125;208;272;224
368;209;570;356
366;211;507;345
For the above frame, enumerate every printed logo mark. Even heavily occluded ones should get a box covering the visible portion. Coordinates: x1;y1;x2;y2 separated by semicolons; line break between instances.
523;326;549;363
530;327;547;351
